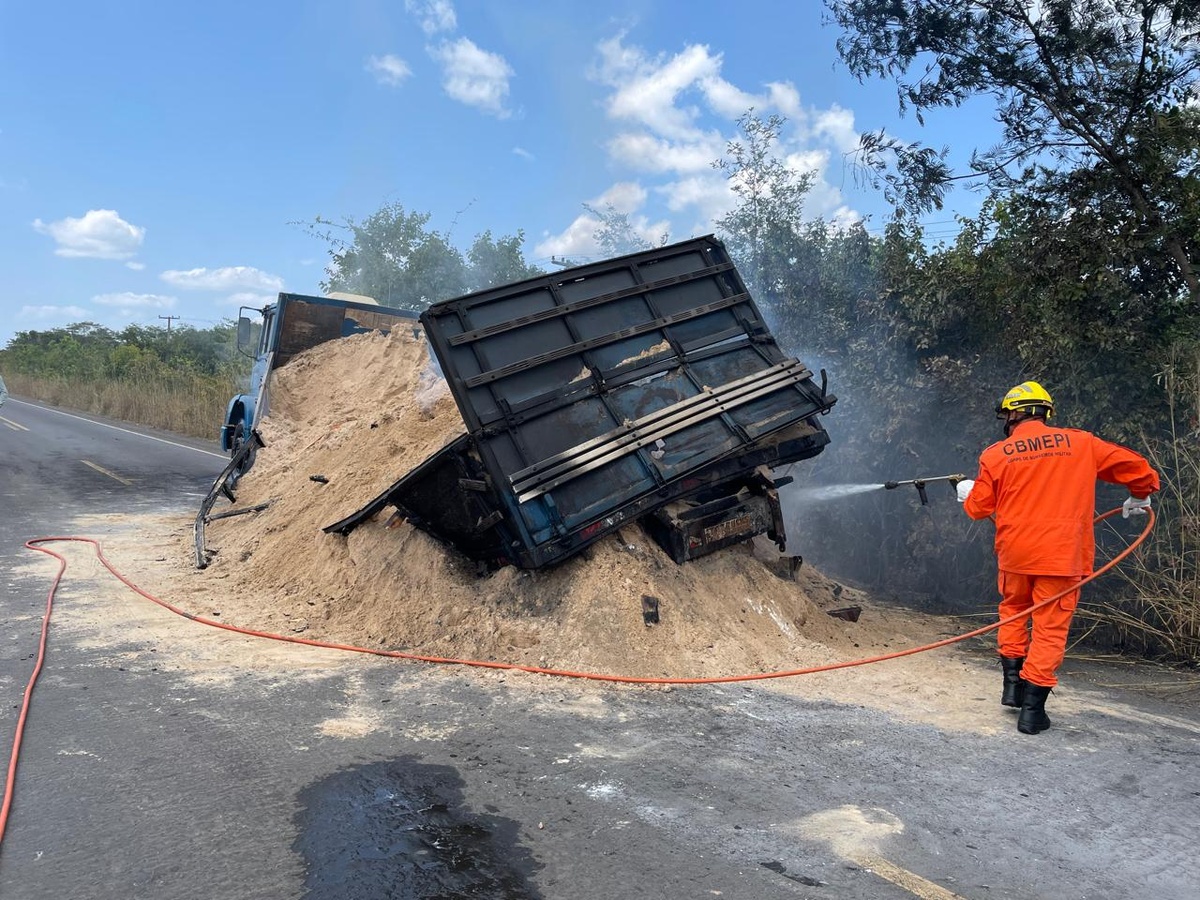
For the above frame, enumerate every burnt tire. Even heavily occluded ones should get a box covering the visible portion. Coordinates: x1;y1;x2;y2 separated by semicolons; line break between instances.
228;418;254;487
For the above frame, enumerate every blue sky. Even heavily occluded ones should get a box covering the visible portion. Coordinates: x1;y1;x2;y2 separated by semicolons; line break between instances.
0;0;997;347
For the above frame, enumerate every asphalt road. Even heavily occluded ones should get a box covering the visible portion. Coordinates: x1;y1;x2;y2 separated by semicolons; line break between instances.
0;397;1198;899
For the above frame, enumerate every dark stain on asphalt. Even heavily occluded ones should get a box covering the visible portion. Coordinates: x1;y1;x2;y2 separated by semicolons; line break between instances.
760;859;826;887
294;758;543;899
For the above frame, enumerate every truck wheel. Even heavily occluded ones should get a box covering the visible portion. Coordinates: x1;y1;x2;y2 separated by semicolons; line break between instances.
230;418;247;455
229;417;254;483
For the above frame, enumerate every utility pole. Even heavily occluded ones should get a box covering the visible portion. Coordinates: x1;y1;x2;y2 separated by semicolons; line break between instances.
158;315;179;332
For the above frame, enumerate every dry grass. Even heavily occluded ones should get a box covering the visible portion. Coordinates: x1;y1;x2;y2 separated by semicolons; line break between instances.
4;371;236;441
1076;347;1200;665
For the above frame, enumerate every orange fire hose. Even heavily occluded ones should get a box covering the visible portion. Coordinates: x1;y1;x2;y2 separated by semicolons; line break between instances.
1;507;1154;844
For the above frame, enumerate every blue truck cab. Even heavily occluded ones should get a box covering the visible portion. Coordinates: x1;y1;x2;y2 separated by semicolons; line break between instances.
221;292;418;456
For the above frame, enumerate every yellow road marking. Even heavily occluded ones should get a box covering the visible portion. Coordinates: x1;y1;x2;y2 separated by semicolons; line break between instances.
796;805;967;900
81;459;134;485
855;853;967;900
1;415;29;431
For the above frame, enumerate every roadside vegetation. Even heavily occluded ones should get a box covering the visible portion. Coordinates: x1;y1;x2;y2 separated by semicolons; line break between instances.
3;1;1198;666
0;322;247;440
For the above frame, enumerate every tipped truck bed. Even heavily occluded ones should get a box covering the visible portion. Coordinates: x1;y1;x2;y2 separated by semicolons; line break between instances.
325;235;836;569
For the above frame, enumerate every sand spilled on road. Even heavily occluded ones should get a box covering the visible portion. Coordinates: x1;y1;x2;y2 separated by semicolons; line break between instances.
68;326;1004;731
177;328;868;676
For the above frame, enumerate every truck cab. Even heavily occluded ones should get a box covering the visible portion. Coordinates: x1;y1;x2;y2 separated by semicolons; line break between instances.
220;292;418;456
220;304;273;454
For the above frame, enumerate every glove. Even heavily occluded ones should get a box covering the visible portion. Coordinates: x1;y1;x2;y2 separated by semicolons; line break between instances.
955;479;975;503
1122;496;1152;518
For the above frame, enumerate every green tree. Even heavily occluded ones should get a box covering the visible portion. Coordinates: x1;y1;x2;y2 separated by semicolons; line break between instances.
4;321;226;378
110;322;238;375
307;202;541;311
877;183;1197;441
827;0;1200;296
466;229;544;292
714;111;817;303
309;203;466;311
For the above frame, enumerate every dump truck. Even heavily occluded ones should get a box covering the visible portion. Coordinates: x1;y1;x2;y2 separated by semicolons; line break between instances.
220;291;420;460
325;235;837;571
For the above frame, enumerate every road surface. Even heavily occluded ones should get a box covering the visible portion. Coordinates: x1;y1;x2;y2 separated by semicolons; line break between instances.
0;398;1197;899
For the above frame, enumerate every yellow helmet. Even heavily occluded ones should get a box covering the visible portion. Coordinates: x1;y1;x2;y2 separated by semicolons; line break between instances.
996;381;1054;418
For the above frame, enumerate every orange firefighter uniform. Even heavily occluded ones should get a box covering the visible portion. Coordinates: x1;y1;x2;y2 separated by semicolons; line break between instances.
963;418;1159;688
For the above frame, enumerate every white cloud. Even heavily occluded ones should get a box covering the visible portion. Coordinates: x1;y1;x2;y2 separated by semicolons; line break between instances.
607;132;723;174
594;182;647;214
125;261;146;271
91;292;177;310
406;0;456;35
658;175;736;220
786;148;830;176
431;38;514;118
594;38;721;139
812;105;859;153
160;266;284;292
766;82;804;121
32;209;145;260
512;146;534;161
700;76;763;119
828;204;866;230
366;54;412;87
534;32;870;269
534;216;603;260
534;183;670;260
578;32;864;237
19;304;91;320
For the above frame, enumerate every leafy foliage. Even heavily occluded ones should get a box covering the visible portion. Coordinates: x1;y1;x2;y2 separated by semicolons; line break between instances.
304;203;542;311
466;230;544;292
714;112;817;302
2;320;243;380
0;321;246;440
827;0;1200;296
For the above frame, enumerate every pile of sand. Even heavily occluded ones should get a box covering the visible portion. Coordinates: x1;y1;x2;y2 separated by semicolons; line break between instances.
163;328;920;680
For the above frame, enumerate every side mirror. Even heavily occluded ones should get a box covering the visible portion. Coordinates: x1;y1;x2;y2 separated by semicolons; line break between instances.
237;315;251;350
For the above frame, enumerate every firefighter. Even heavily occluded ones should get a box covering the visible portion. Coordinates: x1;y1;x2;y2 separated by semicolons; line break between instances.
955;381;1160;734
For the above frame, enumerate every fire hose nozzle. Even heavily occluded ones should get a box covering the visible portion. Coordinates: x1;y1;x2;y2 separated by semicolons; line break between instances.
883;473;969;505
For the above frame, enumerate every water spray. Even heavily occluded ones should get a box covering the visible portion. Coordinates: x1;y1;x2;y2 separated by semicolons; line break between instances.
882;473;967;506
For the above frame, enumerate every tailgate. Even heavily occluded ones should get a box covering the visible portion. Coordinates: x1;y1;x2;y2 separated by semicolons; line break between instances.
418;236;835;558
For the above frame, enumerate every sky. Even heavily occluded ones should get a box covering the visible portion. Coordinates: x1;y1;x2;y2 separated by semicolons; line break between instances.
0;0;999;348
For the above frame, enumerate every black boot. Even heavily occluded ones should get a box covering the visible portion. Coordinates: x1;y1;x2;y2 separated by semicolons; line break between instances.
1000;657;1026;708
1018;683;1052;734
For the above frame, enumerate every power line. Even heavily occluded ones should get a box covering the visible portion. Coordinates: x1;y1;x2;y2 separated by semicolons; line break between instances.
158;315;179;332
